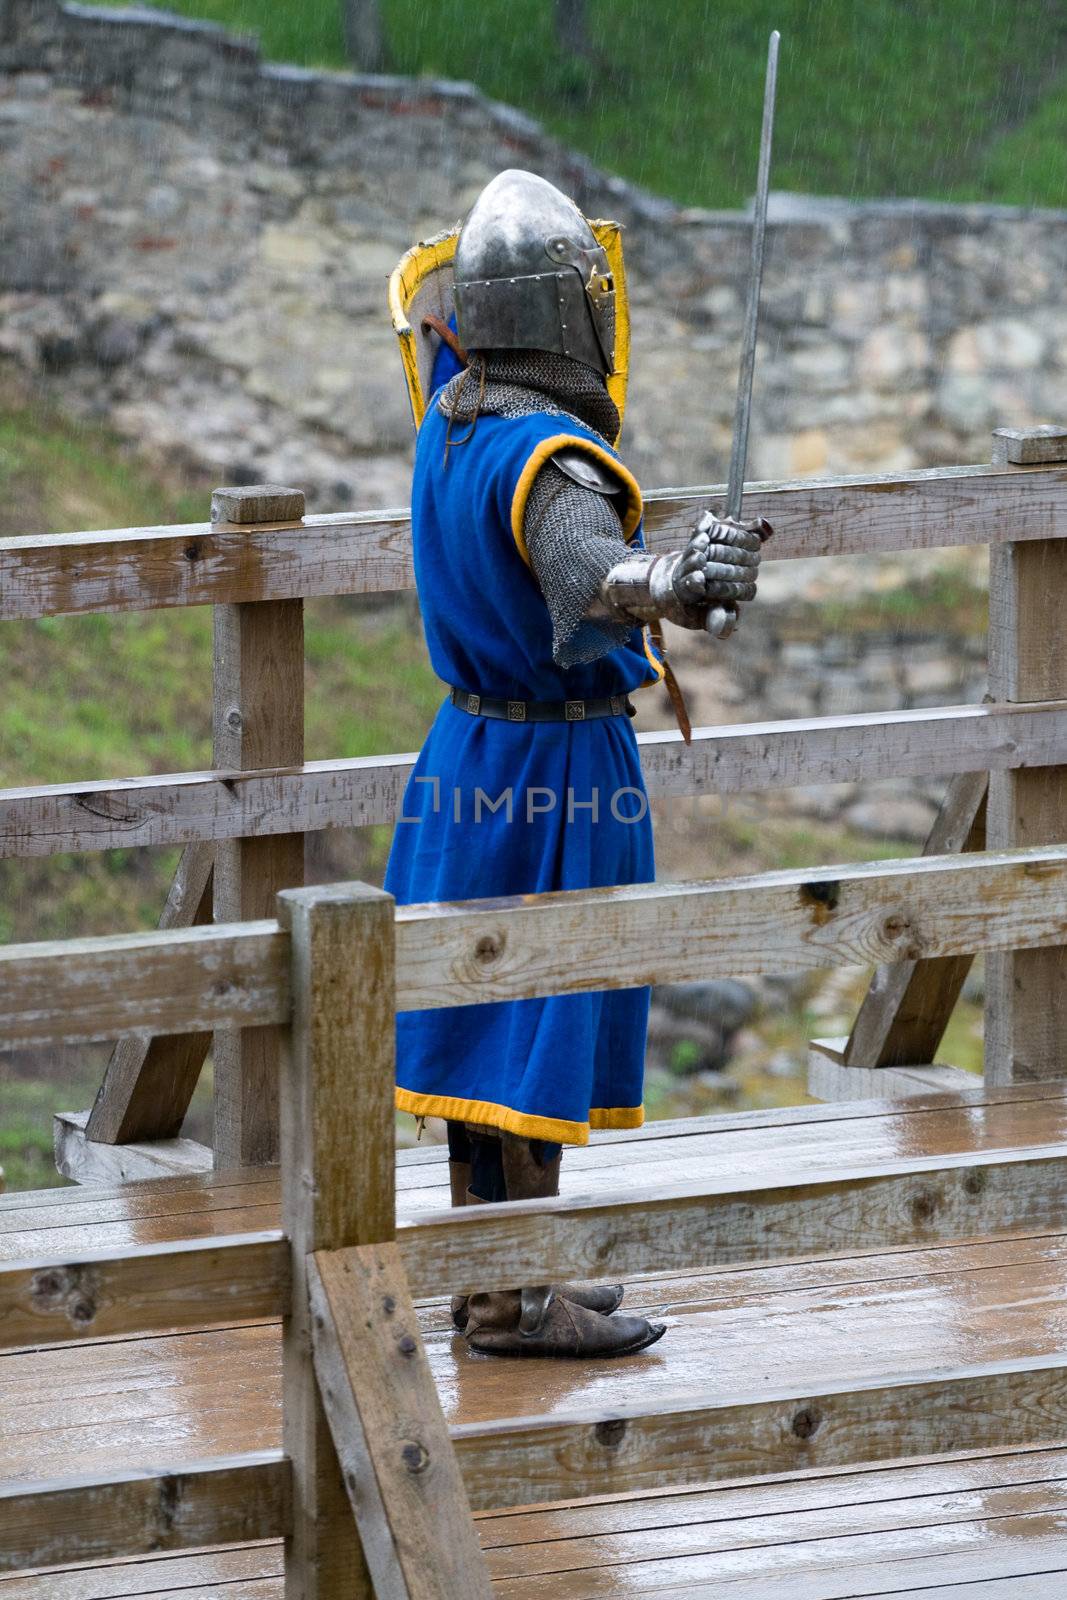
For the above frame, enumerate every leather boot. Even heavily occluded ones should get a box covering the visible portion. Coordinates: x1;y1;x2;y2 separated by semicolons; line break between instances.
500;1135;625;1318
464;1284;666;1359
463;1135;664;1357
450;1139;626;1330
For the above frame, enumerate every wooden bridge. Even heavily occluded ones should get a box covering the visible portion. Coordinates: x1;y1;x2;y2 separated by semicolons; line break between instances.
3;425;1067;1597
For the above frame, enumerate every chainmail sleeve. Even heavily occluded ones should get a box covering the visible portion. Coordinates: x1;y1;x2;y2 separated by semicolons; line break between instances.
524;460;635;669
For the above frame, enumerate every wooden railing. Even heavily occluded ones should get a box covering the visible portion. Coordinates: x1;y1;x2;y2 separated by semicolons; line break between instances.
1;425;1066;1175
4;871;1067;1587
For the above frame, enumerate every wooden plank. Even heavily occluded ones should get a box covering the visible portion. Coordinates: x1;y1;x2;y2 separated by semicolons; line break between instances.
474;1444;1067;1550
310;1246;493;1600
5;702;1067;860
277;882;397;1599
0;465;1064;620
494;1513;1067;1598
85;842;215;1146
0;1323;282;1480
450;1354;1067;1510
394;1146;1067;1301
808;1044;976;1103
986;433;1067;1088
55;1109;212;1185
485;1475;1067;1591
393;844;1067;1011
0;1542;283;1599
212;486;307;1170
0;921;288;1049
843;774;987;1071
0;1453;287;1574
10;846;1067;1049
0;1231;286;1349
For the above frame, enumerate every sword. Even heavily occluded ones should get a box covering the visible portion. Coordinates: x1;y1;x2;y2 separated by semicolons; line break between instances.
724;28;779;523
704;28;778;641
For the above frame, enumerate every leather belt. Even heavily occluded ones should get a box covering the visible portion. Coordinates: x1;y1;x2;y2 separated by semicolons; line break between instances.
450;687;635;724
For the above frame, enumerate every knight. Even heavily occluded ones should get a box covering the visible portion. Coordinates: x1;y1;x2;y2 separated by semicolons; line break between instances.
386;169;768;1358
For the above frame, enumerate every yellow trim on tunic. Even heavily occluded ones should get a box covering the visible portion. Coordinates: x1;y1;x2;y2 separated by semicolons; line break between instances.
642;629;667;682
395;1087;644;1147
509;433;644;568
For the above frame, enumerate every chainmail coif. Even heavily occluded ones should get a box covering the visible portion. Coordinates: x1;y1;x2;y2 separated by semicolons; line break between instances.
436;348;633;670
437;348;621;444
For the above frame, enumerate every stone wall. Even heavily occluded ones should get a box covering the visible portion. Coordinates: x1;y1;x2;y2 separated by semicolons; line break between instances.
0;0;1064;512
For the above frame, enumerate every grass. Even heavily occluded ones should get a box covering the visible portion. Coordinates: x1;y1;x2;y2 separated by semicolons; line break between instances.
93;0;1067;210
0;387;442;1189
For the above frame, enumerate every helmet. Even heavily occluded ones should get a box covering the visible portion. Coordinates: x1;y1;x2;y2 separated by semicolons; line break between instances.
452;169;616;376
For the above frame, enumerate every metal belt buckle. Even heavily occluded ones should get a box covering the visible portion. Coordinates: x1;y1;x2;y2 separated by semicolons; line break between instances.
466;692;481;715
565;700;585;722
507;700;526;722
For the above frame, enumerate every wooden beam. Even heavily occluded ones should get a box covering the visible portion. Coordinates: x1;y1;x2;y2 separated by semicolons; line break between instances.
10;846;1067;1049
0;920;288;1049
310;1246;493;1600
277;882;397;1599
392;844;1067;1012
212;485;307;1170
842;772;987;1071
1;464;1064;620
807;1037;976;1103
85;841;214;1145
0;1452;288;1574
450;1355;1067;1511
0;1230;286;1348
54;1108;212;1184
986;427;1067;1086
393;1146;1067;1301
5;701;1067;859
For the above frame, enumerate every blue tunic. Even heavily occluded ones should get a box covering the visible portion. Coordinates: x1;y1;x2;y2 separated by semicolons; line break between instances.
385;399;661;1145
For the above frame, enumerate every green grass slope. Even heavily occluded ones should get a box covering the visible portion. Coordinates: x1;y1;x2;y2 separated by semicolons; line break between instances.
0;390;442;1188
95;0;1067;208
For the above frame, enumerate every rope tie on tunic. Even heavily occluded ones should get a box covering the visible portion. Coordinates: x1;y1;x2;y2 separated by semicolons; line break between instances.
443;355;487;466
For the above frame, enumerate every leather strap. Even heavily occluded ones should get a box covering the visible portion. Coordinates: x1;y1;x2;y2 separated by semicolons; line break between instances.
648;620;692;746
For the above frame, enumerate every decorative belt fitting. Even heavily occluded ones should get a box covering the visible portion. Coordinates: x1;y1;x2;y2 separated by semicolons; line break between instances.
450;687;634;724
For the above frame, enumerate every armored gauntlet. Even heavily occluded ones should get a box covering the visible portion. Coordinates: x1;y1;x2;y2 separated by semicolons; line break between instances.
598;512;770;638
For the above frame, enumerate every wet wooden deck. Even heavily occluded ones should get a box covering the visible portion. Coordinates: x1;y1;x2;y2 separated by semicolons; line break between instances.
4;1086;1067;1596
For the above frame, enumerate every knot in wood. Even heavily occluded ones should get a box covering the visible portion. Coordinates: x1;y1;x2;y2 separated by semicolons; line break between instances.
401;1440;430;1474
31;1263;99;1328
798;880;840;925
226;707;243;731
183;542;202;562
595;1418;627;1449
963;1167;988;1198
475;932;505;964
69;1294;97;1326
910;1185;941;1224
791;1406;821;1441
882;912;912;940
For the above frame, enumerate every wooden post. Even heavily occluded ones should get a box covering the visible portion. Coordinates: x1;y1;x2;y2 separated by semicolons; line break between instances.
985;427;1067;1085
212;485;307;1168
277;881;396;1600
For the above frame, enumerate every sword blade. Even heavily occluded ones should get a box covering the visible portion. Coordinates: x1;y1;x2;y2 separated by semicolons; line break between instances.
725;28;780;522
